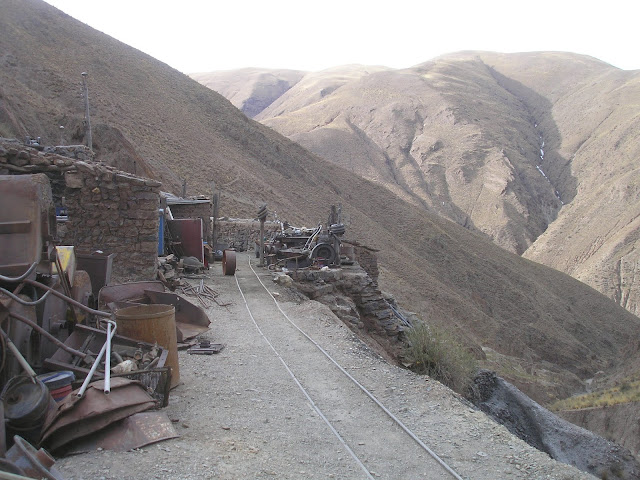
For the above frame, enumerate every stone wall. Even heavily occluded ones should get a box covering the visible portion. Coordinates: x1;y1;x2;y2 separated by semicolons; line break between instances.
353;246;379;282
0;138;160;282
215;219;280;252
291;264;403;339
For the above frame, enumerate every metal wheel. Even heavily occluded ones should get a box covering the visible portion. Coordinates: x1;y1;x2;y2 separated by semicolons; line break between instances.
222;250;236;276
310;243;336;264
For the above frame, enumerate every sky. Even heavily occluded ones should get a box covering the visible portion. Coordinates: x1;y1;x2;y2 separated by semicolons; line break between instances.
44;0;638;74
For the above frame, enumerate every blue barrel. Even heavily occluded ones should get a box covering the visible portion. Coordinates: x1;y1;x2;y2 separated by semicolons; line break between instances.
158;208;165;255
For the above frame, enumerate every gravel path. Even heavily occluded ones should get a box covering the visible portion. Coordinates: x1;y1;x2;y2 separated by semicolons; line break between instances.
57;253;594;479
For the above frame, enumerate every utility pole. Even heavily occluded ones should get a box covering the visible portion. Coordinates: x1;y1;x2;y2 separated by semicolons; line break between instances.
81;72;92;151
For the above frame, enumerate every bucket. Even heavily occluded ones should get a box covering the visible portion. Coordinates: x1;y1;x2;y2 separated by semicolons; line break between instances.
115;304;179;388
36;371;75;402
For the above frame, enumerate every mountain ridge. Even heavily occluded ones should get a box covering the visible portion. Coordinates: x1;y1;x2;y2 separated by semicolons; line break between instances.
192;53;640;316
3;0;639;406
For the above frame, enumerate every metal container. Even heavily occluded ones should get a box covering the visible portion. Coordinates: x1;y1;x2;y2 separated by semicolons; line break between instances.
36;371;75;402
0;174;56;277
1;376;55;446
115;304;179;388
75;251;115;298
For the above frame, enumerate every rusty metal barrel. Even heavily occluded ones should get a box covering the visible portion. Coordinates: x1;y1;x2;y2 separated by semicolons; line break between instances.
115;304;179;388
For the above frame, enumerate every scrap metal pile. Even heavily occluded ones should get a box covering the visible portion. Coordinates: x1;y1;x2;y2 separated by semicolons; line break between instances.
261;205;347;269
0;174;216;478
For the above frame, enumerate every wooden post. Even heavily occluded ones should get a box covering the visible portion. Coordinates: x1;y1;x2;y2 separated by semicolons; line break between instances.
259;219;265;266
257;204;268;267
214;182;218;251
81;72;92;150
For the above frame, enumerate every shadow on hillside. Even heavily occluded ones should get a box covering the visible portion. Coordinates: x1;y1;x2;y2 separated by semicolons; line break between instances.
486;66;578;205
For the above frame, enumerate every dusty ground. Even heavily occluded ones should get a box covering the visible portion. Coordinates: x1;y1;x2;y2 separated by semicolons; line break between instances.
57;254;594;479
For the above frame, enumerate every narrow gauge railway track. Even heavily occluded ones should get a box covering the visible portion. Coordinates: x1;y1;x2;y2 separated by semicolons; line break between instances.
234;256;466;480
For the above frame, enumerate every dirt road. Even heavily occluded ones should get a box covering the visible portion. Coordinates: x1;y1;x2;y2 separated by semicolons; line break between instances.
58;253;593;479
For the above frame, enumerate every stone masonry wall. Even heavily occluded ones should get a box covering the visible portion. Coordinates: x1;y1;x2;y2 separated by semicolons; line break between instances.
215;219;280;252
291;264;403;338
0;139;160;282
354;246;379;282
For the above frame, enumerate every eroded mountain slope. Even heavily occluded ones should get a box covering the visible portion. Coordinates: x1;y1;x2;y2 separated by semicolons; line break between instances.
477;52;640;317
197;53;640;315
3;0;640;403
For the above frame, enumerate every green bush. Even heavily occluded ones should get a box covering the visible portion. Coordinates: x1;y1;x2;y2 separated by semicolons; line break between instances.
404;322;477;394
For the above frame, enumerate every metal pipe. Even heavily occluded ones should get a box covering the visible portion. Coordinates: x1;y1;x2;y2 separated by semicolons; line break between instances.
8;311;88;360
0;328;37;381
0;287;51;306
23;279;111;318
0;262;38;283
104;320;114;394
76;322;117;398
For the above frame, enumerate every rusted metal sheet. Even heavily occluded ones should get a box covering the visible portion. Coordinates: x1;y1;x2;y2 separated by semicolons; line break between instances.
144;290;210;342
98;281;164;309
40;377;156;453
98;284;210;343
166;218;204;262
64;411;178;454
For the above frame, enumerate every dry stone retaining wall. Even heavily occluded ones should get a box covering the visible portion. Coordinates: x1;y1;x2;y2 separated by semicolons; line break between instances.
291;263;403;338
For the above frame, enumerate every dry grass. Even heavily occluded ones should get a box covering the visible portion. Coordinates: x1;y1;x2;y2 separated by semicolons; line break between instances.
404;322;477;394
551;380;640;411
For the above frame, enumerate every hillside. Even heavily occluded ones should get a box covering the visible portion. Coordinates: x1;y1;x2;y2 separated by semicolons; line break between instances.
2;0;640;405
190;68;306;118
194;54;640;318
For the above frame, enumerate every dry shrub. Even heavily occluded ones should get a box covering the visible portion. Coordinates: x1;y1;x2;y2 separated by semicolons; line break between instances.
404;322;477;394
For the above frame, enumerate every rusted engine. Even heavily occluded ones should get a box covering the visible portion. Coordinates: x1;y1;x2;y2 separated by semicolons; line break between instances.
264;221;346;268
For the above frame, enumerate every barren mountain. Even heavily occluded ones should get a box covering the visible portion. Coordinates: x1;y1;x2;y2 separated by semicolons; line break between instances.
190;68;306;119
3;0;640;407
195;53;640;317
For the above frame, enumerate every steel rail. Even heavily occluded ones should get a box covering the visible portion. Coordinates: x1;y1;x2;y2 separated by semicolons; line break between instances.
234;273;375;480
245;256;466;480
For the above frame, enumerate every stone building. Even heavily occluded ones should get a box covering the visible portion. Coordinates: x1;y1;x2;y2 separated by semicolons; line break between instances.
0;138;160;282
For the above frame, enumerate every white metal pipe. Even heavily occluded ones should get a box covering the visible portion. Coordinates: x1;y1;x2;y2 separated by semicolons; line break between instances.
104;320;115;394
77;321;117;398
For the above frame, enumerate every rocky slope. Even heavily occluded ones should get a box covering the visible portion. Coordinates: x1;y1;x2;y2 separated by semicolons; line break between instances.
193;53;640;317
3;0;640;406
